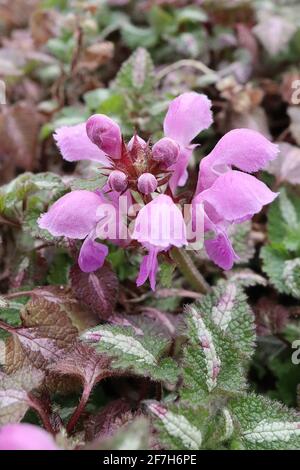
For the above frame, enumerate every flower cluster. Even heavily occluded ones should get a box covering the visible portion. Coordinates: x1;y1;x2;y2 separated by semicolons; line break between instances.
38;92;279;290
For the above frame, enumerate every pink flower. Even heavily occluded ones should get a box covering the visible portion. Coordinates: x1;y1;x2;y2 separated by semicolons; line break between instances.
193;129;279;270
161;92;213;193
39;91;279;289
54;123;108;164
132;195;187;290
0;424;58;450
38;190;111;273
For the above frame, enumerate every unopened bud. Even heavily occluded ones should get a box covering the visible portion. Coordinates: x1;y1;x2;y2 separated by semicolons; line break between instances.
152;137;180;168
108;170;128;193
86;114;122;159
137;173;158;195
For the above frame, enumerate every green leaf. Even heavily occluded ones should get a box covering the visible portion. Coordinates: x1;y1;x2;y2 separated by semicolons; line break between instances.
0;172;66;230
193;282;256;359
283;258;300;297
83;88;112;112
121;24;158;49
147;401;206;450
70;176;107;192
0;299;24;341
269;355;300;407
228;221;255;264
182;304;247;403
149;6;176;35
159;262;175;288
46;37;75;63
47;251;72;285
225;269;267;288
261;246;300;298
230;394;300;450
96;94;126;118
180;281;256;403
175;6;208;24
114;48;155;101
267;187;300;252
82;325;178;385
87;417;150;450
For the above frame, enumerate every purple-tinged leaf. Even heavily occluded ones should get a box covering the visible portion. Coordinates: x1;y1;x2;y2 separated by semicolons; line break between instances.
85;399;134;441
0;367;44;425
71;264;119;320
49;343;114;389
3;287;98;375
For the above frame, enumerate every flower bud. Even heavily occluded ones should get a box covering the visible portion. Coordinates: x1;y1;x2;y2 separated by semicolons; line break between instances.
152;137;180;168
108;170;128;193
137;173;158;195
86;114;122;159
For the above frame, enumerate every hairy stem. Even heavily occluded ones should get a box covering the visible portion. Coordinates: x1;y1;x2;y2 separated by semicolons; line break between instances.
66;385;91;434
171;247;210;295
28;394;55;435
0;319;14;332
4;290;34;300
157;59;218;81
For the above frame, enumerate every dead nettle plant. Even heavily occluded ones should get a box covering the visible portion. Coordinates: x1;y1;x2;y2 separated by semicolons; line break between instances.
1;49;300;451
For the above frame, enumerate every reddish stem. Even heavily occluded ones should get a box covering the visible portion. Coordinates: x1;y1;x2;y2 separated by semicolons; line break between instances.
28;394;55;435
66;384;92;434
0;319;14;332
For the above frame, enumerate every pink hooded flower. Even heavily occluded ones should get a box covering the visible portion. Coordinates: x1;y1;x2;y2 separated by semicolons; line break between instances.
193;129;279;270
39;91;279;289
54;123;109;165
0;424;58;450
132;195;187;290
38;190;112;273
159;92;213;193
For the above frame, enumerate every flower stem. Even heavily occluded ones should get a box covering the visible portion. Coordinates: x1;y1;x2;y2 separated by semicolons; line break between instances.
171;247;210;295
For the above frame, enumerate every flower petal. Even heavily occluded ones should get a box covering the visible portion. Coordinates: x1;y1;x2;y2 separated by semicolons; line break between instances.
164;92;213;146
78;235;108;272
54;123;109;164
169;147;192;194
205;230;238;270
132;194;187;249
198;128;279;191
38;190;103;239
199;170;278;223
136;248;159;291
0;424;58;451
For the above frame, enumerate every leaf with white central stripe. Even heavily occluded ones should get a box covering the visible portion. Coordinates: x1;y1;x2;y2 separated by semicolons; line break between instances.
147;401;205;450
88;328;157;365
190;307;220;391
211;283;237;331
230;394;300;450
82;325;178;385
182;304;246;402
244;419;300;443
194;282;255;359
